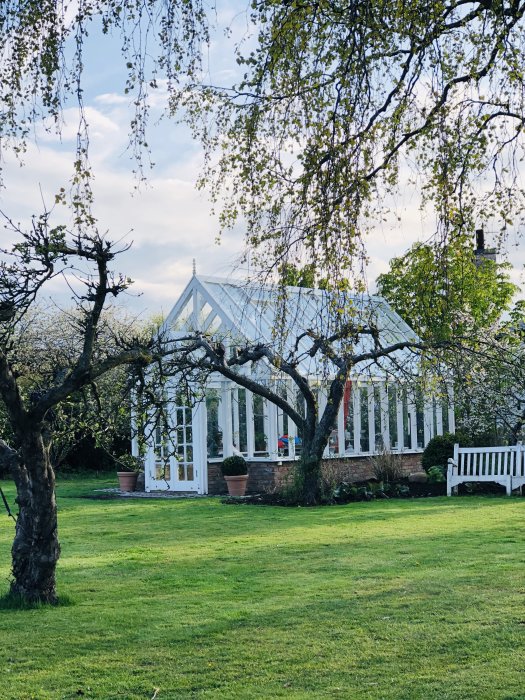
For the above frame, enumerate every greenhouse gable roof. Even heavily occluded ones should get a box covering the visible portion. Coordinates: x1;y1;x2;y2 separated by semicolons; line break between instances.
164;275;419;377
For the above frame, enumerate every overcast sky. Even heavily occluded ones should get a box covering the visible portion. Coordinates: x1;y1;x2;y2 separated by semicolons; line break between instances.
1;1;523;320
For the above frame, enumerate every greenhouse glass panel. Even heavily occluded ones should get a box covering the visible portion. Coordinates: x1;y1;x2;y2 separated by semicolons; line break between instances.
442;398;450;434
388;386;398;449
253;394;267;455
206;390;223;458
402;391;411;449
374;385;382;450
360;386;370;452
416;390;425;449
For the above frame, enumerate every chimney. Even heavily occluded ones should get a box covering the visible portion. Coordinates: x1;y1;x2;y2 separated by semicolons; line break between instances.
475;228;485;252
474;227;496;265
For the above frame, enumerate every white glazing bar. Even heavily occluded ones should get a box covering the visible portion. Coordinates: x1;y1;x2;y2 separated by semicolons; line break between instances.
368;384;375;454
245;389;255;459
319;385;328;415
447;384;456;434
353;385;361;454
277;396;284;436
266;399;279;460
201;395;209;491
193;401;207;494
448;407;456;434
130;400;139;458
319;386;329;458
191;288;199;328
381;383;390;449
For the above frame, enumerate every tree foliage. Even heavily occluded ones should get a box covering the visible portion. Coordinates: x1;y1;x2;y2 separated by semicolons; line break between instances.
447;313;525;444
376;236;524;444
0;0;208;205
376;236;518;340
0;306;144;476
188;0;525;287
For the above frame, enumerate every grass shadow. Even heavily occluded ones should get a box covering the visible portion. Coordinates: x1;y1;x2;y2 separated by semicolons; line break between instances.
0;591;75;610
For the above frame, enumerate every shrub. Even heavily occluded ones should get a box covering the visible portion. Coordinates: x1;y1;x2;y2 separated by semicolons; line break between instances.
421;433;458;473
370;448;403;482
332;481;357;502
221;455;248;476
115;454;142;473
427;465;445;483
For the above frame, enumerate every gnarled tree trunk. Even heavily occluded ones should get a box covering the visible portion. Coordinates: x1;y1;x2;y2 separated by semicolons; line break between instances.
295;372;348;505
297;451;324;505
10;428;60;604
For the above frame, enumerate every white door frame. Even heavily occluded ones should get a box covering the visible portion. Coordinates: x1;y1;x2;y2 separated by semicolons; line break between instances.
145;399;207;494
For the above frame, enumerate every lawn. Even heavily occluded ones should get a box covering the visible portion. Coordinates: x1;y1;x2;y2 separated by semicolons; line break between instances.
0;477;523;700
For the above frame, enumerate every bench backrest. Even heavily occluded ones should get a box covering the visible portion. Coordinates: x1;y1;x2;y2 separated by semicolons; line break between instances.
452;443;524;478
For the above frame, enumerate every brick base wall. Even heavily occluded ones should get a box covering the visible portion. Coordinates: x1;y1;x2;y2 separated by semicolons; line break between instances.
207;453;423;495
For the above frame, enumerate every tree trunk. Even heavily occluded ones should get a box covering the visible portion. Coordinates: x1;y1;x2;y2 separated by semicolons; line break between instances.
298;451;324;505
294;374;348;505
10;429;60;604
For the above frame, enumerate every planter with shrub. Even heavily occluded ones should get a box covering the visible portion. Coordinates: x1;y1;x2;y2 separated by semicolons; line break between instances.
221;455;249;496
116;454;142;492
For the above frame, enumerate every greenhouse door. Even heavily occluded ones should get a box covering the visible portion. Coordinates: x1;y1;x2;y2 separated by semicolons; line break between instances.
171;402;198;492
147;402;205;493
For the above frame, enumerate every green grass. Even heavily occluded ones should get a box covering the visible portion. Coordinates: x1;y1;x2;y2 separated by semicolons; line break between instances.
0;478;524;699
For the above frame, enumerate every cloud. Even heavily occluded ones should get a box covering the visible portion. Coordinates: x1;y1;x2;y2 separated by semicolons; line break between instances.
36;107;121;144
95;93;130;106
0;126;243;314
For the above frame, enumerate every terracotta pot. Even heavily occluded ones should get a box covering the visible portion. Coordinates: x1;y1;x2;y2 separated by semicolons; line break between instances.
224;474;248;497
117;471;138;492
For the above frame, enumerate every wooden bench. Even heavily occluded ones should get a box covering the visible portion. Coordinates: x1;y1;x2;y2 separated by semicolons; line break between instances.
447;443;525;496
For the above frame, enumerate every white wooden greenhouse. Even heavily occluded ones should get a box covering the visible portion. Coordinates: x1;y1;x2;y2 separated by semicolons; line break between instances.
137;275;454;494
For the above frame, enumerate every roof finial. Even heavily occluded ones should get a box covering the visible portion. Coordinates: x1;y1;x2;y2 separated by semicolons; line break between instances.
192;258;196;276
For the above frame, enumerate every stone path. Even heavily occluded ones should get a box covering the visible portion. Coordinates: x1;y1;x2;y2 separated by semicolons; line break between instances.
94;488;211;499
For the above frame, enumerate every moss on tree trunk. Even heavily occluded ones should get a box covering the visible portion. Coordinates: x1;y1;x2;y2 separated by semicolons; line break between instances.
10;431;60;605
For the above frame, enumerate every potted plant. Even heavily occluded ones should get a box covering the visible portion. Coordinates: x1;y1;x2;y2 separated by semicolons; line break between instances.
221;455;249;496
116;454;142;492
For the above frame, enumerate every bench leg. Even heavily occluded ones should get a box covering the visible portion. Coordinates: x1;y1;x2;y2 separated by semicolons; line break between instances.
506;476;512;496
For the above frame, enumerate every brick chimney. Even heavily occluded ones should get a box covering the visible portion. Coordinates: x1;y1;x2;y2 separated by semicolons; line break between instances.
474;228;496;265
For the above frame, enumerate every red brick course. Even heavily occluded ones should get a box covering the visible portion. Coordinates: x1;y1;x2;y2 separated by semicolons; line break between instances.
207;453;423;495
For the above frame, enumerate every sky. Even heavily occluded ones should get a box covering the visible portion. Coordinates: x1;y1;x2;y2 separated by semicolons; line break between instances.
1;1;524;321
